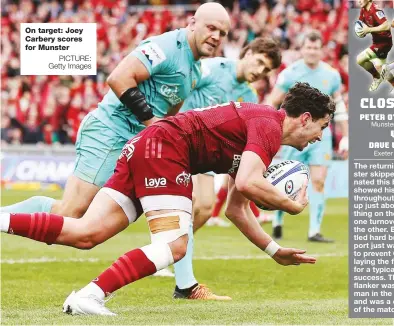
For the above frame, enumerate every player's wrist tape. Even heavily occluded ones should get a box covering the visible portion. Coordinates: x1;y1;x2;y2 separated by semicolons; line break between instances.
264;240;281;257
120;87;154;122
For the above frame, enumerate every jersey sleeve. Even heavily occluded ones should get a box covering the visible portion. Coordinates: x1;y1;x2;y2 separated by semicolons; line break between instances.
331;70;342;95
131;39;171;76
275;68;294;93
244;118;282;168
374;7;387;24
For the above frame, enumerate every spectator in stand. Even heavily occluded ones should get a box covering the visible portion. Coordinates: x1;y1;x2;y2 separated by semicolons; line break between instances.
1;0;349;145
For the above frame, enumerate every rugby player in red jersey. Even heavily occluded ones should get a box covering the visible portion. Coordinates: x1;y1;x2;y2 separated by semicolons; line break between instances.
1;83;334;315
357;0;392;91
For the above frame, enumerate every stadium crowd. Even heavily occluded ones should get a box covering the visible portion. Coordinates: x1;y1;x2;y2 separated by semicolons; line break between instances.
2;0;350;145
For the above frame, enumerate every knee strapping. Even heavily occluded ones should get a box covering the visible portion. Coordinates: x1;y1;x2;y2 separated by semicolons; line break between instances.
141;212;191;270
146;211;191;243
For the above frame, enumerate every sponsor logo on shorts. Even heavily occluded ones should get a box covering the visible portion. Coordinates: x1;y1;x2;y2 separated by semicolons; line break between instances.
145;177;167;188
285;180;294;194
176;171;191;187
228;154;242;174
119;137;141;161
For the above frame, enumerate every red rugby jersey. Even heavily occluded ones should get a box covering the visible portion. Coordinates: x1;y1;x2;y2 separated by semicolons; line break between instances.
359;3;392;45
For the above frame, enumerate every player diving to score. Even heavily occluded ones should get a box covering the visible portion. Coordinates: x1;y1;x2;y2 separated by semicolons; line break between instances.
1;3;231;299
1;83;335;316
267;30;349;242
172;37;282;300
356;0;392;91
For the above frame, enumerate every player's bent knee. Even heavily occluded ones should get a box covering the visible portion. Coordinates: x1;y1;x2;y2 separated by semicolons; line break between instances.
356;54;367;66
143;209;192;266
63;218;110;250
169;234;188;262
140;196;192;267
312;178;325;193
140;235;188;271
72;229;105;250
73;239;97;250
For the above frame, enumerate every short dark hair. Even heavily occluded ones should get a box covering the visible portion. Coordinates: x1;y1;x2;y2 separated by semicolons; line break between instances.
301;30;323;47
239;37;281;69
281;82;336;120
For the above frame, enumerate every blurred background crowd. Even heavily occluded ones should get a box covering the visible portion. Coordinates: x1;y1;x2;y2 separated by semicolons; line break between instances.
1;0;357;145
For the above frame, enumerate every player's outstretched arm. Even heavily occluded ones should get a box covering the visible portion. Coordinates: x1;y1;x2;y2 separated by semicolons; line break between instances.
235;151;308;215
107;55;158;126
225;177;316;266
271;248;316;266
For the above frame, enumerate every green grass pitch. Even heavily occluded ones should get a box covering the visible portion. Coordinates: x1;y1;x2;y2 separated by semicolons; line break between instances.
0;190;390;325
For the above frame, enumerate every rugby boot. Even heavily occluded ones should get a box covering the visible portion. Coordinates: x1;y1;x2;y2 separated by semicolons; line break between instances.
173;284;232;300
308;233;334;243
63;290;116;316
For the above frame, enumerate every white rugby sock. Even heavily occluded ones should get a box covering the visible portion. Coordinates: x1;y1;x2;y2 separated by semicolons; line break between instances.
78;282;105;300
0;213;10;232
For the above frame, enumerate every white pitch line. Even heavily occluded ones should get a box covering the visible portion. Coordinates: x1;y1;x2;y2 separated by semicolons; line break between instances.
1;257;100;264
0;252;347;264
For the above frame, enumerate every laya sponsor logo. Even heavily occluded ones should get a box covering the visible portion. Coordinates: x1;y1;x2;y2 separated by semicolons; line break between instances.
139;42;166;68
119;137;141;161
176;171;191;187
145;177;167;188
228;154;242;174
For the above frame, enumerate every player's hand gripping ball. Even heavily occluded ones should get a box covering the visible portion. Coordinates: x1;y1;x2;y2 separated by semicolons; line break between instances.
354;20;366;38
258;160;309;210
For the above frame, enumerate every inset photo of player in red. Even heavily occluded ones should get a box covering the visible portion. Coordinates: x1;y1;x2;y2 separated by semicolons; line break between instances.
356;0;392;91
379;19;394;93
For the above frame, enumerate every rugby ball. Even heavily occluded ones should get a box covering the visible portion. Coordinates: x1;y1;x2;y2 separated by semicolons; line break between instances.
258;160;309;210
354;20;366;38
